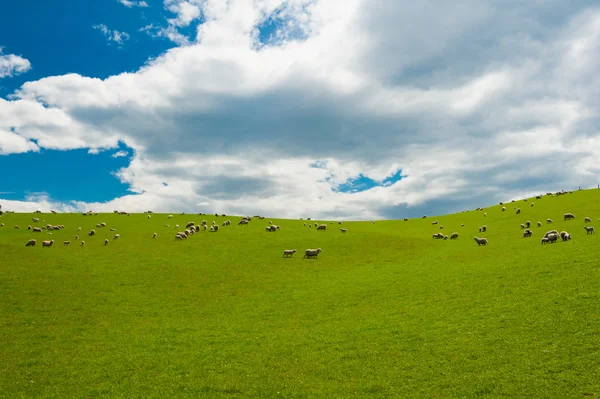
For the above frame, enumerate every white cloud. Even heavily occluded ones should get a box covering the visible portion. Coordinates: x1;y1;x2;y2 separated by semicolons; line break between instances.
0;48;31;78
112;150;129;158
2;2;600;219
118;0;149;7
93;24;131;45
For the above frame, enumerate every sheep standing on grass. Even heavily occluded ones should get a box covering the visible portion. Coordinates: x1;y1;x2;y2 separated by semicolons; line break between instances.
304;248;323;259
525;221;531;228
584;217;592;223
433;233;444;239
89;230;95;236
316;224;327;231
114;234;120;239
473;237;488;246
450;233;458;239
42;240;55;248
516;208;521;214
110;228;116;232
564;213;575;221
541;237;549;244
547;218;553;224
64;241;71;245
33;227;42;233
584;226;595;234
104;239;109;246
81;241;85;247
282;249;297;258
340;228;348;233
537;222;542;227
26;239;36;247
560;231;571;241
531;203;534;207
520;224;525;229
523;229;532;237
547;233;558;243
502;207;506;212
479;226;487;232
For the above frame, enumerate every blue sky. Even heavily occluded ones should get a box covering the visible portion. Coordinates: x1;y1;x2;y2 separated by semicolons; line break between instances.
1;1;599;219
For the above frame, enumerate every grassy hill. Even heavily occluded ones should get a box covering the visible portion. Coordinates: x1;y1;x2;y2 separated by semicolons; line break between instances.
1;190;600;398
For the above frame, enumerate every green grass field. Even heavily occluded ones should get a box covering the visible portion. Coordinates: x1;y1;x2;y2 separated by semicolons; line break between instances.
1;190;600;398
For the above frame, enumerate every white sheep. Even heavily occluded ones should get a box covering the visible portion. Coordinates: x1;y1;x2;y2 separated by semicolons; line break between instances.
282;249;297;258
501;207;506;212
81;241;85;247
168;215;173;219
473;236;488;246
537;222;542;227
516;208;521;214
152;233;157;239
33;227;42;232
564;213;575;221
26;239;36;247
450;232;458;239
547;218;553;224
14;225;20;229
110;228;116;232
148;215;151;219
584;217;592;223
114;234;120;239
484;212;487;217
523;229;532;237
340;228;348;233
531;203;534;207
584;226;595;234
541;237;549;244
104;239;109;245
304;248;323;258
64;241;71;245
75;235;79;240
175;224;180;229
42;240;55;247
316;224;327;231
77;227;81;231
547;233;558;243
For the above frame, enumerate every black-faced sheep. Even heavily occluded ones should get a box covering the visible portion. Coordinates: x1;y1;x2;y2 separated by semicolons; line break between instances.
584;226;595;234
564;213;575;221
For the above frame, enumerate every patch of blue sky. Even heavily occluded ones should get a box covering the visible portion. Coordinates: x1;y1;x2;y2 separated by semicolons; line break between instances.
334;169;405;193
0;0;176;97
0;143;133;203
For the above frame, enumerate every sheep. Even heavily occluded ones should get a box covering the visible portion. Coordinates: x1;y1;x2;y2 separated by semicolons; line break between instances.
213;225;219;232
32;218;39;223
541;237;549;244
338;221;343;225
203;225;207;231
184;229;191;236
77;227;81;231
439;225;444;229
502;207;506;212
165;224;170;227
484;212;487;217
432;221;438;225
443;235;448;240
316;224;327;231
282;249;297;258
564;213;575;221
42;240;55;248
520;224;525;229
432;233;444;239
0;223;3;227
461;223;465;227
46;232;52;236
194;225;200;232
210;226;214;232
186;222;195;228
473;237;488;246
104;239;109;246
75;235;79;240
547;233;558;243
175;224;180;229
525;221;531;228
537;222;542;227
238;219;249;225
26;239;36;247
212;221;216;226
531;203;534;207
168;215;173;219
560;231;570;241
148;215;151;219
585;217;592;223
547;218;553;224
450;232;458;239
33;227;42;233
340;228;348;233
175;234;185;240
516;208;521;214
479;225;487;232
309;224;312;228
110;228;116;232
64;241;71;245
100;222;106;227
89;230;95;236
269;221;273;225
266;226;273;232
96;223;102;228
404;218;408;221
303;248;323;258
523;229;533;237
584;226;595;234
202;220;207;226
304;223;306;227
14;225;19;229
81;241;85;247
114;234;120;239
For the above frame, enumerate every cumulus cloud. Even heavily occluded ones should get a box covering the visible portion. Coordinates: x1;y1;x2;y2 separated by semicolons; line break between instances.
2;1;600;218
118;0;148;7
112;150;129;158
93;24;131;45
0;47;31;78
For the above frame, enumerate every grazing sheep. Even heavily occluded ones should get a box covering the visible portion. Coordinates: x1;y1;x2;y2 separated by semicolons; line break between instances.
42;240;55;248
541;237;549;244
81;241;85;247
564;213;575;221
168;215;173;219
432;233;444;239
404;218;408;221
543;230;559;238
165;224;170;227
27;225;32;230
77;227;81;231
316;224;327;231
523;229;533;237
443;235;448;240
75;235;79;240
175;224;180;229
100;222;106;227
450;232;458;239
340;228;348;233
96;223;102;228
114;234;120;239
531;203;534;207
584;226;595;234
110;228;116;232
585;217;592;223
309;224;312;228
186;222;195;228
537;222;542;227
338;221;343;225
0;223;3;227
304;223;306;227
371;221;375;224
32;218;39;222
439;225;444;229
547;218;553;224
26;239;36;247
479;225;487;232
525;221;531;228
547;233;559;243
269;221;273;225
282;249;297;258
148;215;151;219
520;224;525;229
175;234;185;240
203;225;207;231
432;221;438;225
14;225;19;229
194;225;200;232
64;241;71;245
303;248;323;258
89;230;95;236
473;236;488;246
461;223;465;227
33;227;42;233
266;226;273;232
213;225;219;232
484;212;487;217
560;231;570;241
516;208;521;214
104;239;109;246
502;207;506;212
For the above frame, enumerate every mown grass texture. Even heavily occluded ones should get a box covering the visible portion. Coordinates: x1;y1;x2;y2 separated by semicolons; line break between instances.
1;190;600;398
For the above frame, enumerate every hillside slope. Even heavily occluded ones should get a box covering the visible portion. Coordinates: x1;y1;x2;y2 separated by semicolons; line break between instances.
1;190;599;398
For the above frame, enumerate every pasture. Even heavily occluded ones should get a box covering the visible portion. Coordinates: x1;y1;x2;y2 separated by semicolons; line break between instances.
1;190;600;398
